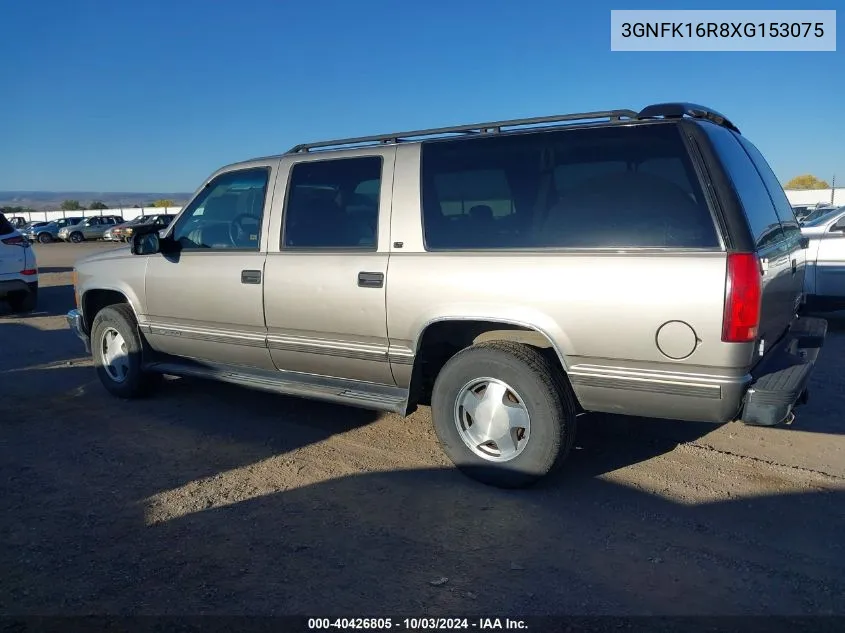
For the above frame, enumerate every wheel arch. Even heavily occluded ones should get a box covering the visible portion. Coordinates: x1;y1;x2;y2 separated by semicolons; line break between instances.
81;287;141;333
405;316;576;410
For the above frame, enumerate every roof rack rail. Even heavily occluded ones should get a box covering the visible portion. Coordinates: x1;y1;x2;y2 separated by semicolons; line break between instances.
287;109;639;153
636;102;740;134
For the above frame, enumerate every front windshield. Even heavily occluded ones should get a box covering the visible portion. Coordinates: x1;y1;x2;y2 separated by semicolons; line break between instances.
802;207;844;228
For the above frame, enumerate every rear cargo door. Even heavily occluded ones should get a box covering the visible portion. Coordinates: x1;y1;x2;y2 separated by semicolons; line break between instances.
702;125;794;351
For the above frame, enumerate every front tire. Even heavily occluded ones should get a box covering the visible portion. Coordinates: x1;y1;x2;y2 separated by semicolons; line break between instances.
37;232;52;244
431;341;578;489
91;304;160;398
69;232;84;243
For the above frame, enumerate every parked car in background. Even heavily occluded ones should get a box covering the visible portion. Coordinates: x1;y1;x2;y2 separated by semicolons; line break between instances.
792;205;813;221
7;216;28;230
68;102;827;489
0;213;38;312
20;220;49;233
799;204;838;226
801;206;845;312
119;214;175;242
105;216;151;242
26;217;84;243
59;216;124;243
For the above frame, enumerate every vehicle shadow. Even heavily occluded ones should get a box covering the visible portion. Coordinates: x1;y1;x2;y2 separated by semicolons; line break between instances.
0;282;74;319
0;322;91;400
780;312;845;436
2;328;845;615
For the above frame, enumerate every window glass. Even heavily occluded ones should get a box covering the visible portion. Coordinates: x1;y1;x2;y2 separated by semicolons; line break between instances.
702;124;785;250
283;156;382;249
736;136;801;242
171;168;269;250
421;123;718;250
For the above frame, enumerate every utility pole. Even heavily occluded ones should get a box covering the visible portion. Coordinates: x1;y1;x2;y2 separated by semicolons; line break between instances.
832;174;836;206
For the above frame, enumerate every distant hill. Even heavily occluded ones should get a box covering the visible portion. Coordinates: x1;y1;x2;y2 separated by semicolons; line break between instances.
0;191;193;212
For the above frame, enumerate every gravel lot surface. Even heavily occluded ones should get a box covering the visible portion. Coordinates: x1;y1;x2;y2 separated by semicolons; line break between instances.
2;242;845;616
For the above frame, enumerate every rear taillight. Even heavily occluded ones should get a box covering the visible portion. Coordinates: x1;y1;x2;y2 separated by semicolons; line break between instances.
722;252;762;343
20;269;37;276
2;235;26;246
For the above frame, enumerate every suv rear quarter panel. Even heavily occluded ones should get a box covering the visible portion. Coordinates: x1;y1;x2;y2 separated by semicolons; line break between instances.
387;143;754;422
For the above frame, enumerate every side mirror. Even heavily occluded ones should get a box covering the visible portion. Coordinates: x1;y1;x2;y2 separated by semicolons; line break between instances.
131;231;160;255
799;236;810;249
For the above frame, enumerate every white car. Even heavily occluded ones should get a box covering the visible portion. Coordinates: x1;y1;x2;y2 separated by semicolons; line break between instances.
801;206;845;312
0;213;39;313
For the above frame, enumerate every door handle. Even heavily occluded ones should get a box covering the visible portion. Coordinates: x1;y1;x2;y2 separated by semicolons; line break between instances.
791;258;797;275
241;269;262;284
358;271;384;288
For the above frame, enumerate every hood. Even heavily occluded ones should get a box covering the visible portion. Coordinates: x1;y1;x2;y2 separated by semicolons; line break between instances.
800;225;829;236
75;245;133;268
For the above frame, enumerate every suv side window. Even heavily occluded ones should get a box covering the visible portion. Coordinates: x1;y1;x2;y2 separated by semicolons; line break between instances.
421;123;719;250
736;136;801;242
171;167;269;251
701;124;785;249
282;156;382;249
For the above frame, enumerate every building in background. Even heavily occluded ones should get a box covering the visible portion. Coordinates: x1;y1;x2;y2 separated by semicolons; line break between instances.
785;188;843;207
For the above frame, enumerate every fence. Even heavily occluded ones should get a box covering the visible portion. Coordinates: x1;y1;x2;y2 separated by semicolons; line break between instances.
784;188;844;207
7;188;843;225
8;207;183;224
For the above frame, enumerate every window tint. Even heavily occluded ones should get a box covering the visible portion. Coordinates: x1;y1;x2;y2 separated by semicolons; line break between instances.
421;123;718;250
736;136;801;242
172;168;269;250
702;124;785;250
283;156;381;249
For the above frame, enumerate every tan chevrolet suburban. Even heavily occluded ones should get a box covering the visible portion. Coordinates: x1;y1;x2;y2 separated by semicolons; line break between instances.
67;102;828;488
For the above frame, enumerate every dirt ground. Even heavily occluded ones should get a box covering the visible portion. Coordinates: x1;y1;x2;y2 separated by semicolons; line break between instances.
2;242;845;617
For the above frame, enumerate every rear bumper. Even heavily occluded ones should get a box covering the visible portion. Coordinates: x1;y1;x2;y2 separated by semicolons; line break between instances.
739;316;828;426
67;309;91;353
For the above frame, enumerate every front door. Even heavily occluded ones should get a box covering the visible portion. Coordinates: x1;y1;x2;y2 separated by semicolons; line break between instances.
262;149;396;386
82;217;102;239
141;162;279;370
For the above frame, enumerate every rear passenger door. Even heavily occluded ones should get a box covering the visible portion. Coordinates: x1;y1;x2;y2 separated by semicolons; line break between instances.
703;124;795;350
262;149;396;386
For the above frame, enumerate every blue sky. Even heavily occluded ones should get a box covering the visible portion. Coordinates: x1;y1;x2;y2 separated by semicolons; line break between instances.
0;0;841;192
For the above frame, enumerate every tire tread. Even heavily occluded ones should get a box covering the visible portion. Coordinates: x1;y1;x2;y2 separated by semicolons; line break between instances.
431;340;578;488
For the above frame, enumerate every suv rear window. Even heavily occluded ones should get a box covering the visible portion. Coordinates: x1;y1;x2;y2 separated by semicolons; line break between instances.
420;123;719;250
0;213;14;236
701;123;787;250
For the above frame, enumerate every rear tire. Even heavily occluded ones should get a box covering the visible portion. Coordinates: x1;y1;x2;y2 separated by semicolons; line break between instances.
431;341;577;489
69;232;84;243
8;287;37;313
91;304;161;398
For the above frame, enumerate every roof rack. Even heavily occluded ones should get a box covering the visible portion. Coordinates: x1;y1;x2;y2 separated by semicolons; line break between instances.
636;102;740;134
287;109;639;153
